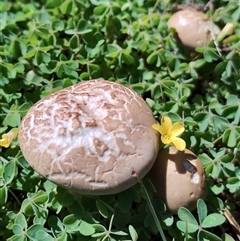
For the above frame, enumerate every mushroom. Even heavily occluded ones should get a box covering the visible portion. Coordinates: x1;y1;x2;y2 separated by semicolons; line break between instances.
148;146;207;214
168;9;221;49
18;80;159;195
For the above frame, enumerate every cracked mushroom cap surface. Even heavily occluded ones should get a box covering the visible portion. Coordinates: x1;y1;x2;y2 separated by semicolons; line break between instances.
148;146;207;214
168;9;221;49
18;80;159;195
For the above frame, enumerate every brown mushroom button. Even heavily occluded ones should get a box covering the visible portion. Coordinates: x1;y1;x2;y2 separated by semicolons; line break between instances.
168;9;221;49
18;80;159;195
148;146;207;214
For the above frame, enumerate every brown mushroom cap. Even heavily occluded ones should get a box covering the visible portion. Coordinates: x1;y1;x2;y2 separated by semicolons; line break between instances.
168;9;221;49
18;80;159;195
148;146;206;214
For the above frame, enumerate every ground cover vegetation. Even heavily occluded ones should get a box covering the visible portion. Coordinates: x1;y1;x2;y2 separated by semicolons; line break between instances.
0;0;240;240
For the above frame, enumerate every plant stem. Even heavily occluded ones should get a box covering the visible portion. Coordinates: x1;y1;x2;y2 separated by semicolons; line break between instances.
206;134;223;148
151;0;160;13
133;170;167;241
8;188;21;206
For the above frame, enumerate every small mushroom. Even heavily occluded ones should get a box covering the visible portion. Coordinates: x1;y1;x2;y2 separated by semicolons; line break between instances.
18;80;159;195
168;9;221;49
148;146;207;214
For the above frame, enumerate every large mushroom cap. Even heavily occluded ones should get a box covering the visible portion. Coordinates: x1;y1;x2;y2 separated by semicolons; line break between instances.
18;80;159;195
168;9;221;49
148;146;207;213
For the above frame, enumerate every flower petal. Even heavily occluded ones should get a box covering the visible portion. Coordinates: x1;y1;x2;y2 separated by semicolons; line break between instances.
161;135;171;144
0;128;18;148
152;124;164;135
0;136;10;148
169;122;185;137
160;116;172;134
172;137;186;151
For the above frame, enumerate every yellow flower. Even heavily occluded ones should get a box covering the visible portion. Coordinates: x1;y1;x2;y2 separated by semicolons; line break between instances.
0;128;18;148
152;116;186;151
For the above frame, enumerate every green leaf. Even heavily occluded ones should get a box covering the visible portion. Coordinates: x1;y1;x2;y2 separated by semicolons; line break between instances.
48;215;64;231
223;129;237;147
0;2;7;12
51;20;65;31
215;61;227;76
35;230;55;241
48;34;57;46
14;213;28;229
68;200;85;218
177;207;199;233
19;102;31;116
201;213;226;228
128;225;138;241
118;191;132;213
176;220;198;234
24;49;36;58
227;177;239;184
94;5;108;15
14;63;25;73
147;51;158;65
9;40;27;58
226;94;239;105
221;233;236;241
0;186;7;204
33;190;48;204
212;162;222;178
80;72;90;80
189;65;198;79
162;213;174;227
197;199;208;224
21;198;34;216
0;63;16;78
209;50;219;61
88;64;100;73
7;234;25;241
76;19;92;34
92;223;106;231
122;52;134;64
226;176;240;193
46;0;62;8
5;112;21;127
96;200;109;218
127;187;141;203
198;229;222;241
12;224;23;235
110;230;128;236
198;154;212;166
106;46;120;58
26;224;46;239
69;35;80;49
209;98;221;109
79;220;95;236
212;115;230;133
194;113;209;132
178;207;198;225
91;225;106;238
35;51;51;65
211;183;225;195
3;161;16;184
203;50;213;62
60;0;73;14
63;214;80;231
222;105;239;119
